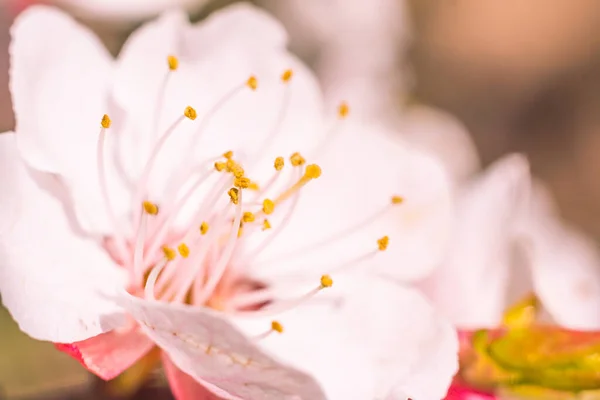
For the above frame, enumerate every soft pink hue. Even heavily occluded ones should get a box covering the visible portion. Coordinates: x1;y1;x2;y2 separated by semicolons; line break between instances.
445;384;496;400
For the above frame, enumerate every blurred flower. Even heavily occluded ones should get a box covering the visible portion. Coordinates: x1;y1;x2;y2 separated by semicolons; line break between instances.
0;4;459;399
419;154;600;399
9;0;210;23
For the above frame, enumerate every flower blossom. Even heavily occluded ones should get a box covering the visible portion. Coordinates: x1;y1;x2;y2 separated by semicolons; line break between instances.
0;4;459;399
420;154;600;399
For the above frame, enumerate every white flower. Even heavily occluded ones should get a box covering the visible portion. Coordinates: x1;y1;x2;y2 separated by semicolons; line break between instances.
421;154;600;330
0;4;458;399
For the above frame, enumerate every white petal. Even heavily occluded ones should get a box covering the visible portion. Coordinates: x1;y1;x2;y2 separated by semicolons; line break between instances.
0;133;127;342
422;154;531;328
400;105;481;182
10;5;131;235
242;276;458;400
112;4;324;207
520;185;600;329
115;293;326;400
248;122;452;286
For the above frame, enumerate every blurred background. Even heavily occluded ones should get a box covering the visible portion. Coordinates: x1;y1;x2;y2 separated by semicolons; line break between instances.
2;0;600;398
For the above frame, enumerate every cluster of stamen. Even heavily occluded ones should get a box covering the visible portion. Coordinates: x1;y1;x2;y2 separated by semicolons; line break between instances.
95;55;406;339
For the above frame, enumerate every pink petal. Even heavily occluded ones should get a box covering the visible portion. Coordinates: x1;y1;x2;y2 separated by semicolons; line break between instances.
56;324;155;380
162;354;223;400
445;384;496;400
115;292;326;400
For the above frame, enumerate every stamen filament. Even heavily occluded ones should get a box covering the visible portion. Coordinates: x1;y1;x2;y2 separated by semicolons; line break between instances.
144;257;168;300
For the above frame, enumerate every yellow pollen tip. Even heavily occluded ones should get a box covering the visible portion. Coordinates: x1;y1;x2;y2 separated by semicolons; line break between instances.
200;222;209;235
101;114;111;129
320;275;333;288
177;243;190;258
271;320;284;333
262;219;271;231
167;55;179;71
377;236;389;251
391;196;404;205
248;181;260;191
274;156;285;171
228;188;240;205
281;69;293;83
338;102;349;118
237;223;244;238
234;176;251;189
304;164;322;179
162;246;176;261
223;150;233;159
290;152;306;167
100;114;112;129
232;166;245;179
246;76;258;90
262;199;275;215
242;212;255;223
214;161;226;172
184;106;197;120
142;201;159;215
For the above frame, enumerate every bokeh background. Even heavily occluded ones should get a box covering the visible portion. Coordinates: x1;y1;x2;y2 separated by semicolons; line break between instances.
1;0;600;398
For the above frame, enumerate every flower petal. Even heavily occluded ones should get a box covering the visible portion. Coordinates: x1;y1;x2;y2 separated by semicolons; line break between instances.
248;122;452;285
241;276;458;400
422;154;531;328
0;132;127;342
9;5;131;235
114;293;326;400
55;325;155;380
162;354;225;400
520;185;600;329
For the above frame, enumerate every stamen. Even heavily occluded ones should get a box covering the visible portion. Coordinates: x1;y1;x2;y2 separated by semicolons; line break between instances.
253;320;285;341
290;152;306;167
142;201;159;215
167;55;179;71
262;219;271;231
214;161;226;172
234;176;251;189
262;199;275;215
200;222;209;235
274;156;285;171
281;69;293;83
273;164;321;205
228;188;240;205
310;101;350;158
178;243;190;258
223;150;233;159
391;195;404;204
242;212;255;223
144;258;168;300
377;236;389;251
184;106;197;120
162;246;176;261
96;114;128;262
338;102;349;119
246;76;258;91
232;276;332;317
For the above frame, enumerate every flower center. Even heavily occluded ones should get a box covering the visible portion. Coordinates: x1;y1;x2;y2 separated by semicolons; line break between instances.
96;55;402;327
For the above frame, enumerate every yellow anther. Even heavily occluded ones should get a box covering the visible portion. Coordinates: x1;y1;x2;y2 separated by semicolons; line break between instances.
232;166;245;179
248;181;260;191
290;152;306;167
242;212;255;223
320;275;333;288
228;188;240;205
391;196;404;205
162;246;176;261
262;219;271;231
167;55;179;71
237;223;244;238
142;201;159;215
214;161;226;172
200;222;209;235
338;102;349;118
223;150;233;159
281;69;293;83
225;159;236;172
377;236;389;251
274;156;285;171
304;164;322;179
246;76;258;90
184;106;197;120
101;114;111;129
177;243;190;258
262;199;275;215
234;176;251;189
271;320;284;333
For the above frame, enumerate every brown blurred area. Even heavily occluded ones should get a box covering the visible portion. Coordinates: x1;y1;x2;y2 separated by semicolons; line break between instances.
1;0;600;398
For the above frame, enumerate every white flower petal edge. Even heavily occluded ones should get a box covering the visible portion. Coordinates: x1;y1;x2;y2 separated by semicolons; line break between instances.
238;276;458;400
520;185;600;329
114;291;327;400
421;154;531;328
0;132;128;342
